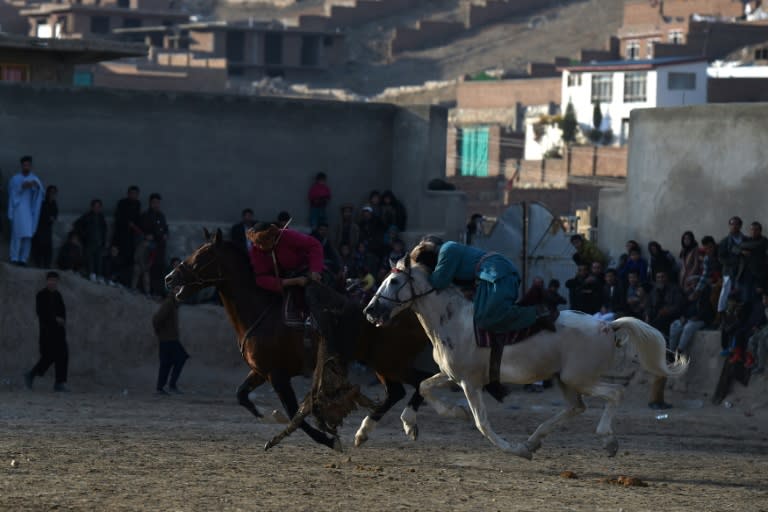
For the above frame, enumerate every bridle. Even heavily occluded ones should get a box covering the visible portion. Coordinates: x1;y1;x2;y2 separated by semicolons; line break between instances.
175;248;227;288
372;254;435;307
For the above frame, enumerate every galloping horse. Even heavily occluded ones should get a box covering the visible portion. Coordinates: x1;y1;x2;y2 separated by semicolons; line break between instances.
165;229;438;450
364;242;689;459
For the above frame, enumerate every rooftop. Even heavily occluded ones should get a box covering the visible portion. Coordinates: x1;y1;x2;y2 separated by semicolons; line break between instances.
0;33;147;60
560;56;708;72
20;3;188;18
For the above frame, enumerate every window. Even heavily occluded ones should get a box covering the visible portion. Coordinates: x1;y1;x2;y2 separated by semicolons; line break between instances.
73;70;93;86
0;64;29;82
36;22;52;38
626;40;640;60
591;73;613;102
459;126;489;177
669;30;684;44
623;72;647;102
225;31;245;62
264;32;283;66
755;47;768;60
567;72;581;87
668;72;696;90
300;35;320;67
122;18;141;28
90;16;110;34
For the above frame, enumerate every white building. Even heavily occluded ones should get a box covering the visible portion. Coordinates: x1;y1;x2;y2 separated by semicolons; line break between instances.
560;57;708;145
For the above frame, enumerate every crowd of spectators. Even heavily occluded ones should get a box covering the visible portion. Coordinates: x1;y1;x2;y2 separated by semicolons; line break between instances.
561;219;768;377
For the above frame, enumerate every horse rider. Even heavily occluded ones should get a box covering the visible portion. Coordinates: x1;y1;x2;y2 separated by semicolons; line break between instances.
247;221;360;422
415;237;556;395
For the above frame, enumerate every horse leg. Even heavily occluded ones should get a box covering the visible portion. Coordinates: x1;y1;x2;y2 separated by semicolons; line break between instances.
399;368;431;442
419;372;471;420
581;381;624;457
354;374;406;447
269;370;341;451
236;370;266;419
524;375;586;453
459;380;532;460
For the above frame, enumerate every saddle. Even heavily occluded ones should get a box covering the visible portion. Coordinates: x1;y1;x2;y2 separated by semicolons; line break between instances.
283;286;310;329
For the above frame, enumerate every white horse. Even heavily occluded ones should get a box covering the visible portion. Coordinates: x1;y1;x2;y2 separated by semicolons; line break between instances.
363;250;689;459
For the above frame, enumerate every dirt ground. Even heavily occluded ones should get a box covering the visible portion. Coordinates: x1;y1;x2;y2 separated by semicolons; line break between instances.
2;376;767;512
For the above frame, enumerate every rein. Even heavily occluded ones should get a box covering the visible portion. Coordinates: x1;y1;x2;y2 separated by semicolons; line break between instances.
176;256;226;287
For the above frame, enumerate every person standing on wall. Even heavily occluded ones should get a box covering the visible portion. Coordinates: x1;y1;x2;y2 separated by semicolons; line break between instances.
141;193;169;296
7;156;44;266
24;271;69;392
31;185;58;268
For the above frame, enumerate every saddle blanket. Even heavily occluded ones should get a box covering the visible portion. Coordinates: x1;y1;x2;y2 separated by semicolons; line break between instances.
474;309;559;348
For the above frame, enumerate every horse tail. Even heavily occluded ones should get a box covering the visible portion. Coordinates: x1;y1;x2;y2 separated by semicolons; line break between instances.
610;317;689;378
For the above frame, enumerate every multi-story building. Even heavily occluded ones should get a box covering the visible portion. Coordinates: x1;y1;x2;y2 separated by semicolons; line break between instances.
560;56;708;145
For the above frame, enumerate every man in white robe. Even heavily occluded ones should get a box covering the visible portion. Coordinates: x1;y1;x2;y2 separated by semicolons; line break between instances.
8;156;44;265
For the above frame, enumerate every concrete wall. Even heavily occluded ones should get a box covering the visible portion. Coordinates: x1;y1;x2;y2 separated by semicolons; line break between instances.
598;103;768;261
0;84;460;248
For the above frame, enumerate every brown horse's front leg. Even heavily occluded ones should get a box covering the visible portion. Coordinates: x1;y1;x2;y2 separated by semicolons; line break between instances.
237;370;266;418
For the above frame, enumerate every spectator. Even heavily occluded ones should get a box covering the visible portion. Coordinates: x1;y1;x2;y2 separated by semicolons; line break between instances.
311;222;342;277
617;240;642;271
678;231;701;288
31;185;58;268
565;264;590;312
594;268;625;321
112;186;142;285
230;208;256;254
694;235;722;315
358;205;385;258
381;190;407;231
624;271;648;319
647;270;684;337
581;261;606;315
718;216;746;311
141;193;169;296
353;241;379;280
619;247;649;286
746;292;768;374
75;199;108;283
276;210;291;229
7;155;44;266
24;271;69;392
338;243;355;279
56;231;84;274
728;289;766;364
543;279;567;313
669;276;714;357
102;245;124;287
740;221;768;300
519;276;545;306
307;172;331;230
132;234;154;296
334;203;360;251
648;241;679;284
570;234;607;268
380;238;406;281
153;292;189;395
466;213;484;246
367;190;382;219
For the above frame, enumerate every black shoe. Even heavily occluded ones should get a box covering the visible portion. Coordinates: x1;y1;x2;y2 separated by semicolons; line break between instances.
168;386;183;394
155;388;169;396
484;381;510;403
24;371;34;390
53;383;70;392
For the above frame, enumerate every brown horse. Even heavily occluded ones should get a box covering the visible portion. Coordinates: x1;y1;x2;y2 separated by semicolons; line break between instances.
165;229;435;450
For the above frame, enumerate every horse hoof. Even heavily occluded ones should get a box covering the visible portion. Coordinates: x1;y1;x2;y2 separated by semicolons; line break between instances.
512;443;533;460
264;440;275;452
407;424;419;441
603;438;619;457
525;440;542;453
354;433;367;448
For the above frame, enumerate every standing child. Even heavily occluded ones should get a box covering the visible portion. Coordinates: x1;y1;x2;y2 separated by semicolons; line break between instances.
307;172;331;230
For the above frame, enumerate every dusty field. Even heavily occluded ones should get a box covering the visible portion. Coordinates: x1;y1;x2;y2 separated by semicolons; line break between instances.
2;378;767;512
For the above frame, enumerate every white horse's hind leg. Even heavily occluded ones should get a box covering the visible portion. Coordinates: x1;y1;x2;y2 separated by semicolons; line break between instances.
354;416;378;447
460;381;532;460
400;406;418;441
582;381;624;457
419;373;471;419
525;377;586;453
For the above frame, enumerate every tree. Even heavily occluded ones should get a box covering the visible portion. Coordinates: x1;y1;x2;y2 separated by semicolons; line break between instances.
590;102;603;143
561;101;577;144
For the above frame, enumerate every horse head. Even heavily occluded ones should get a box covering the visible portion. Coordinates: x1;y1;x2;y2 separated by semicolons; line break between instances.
165;228;231;301
364;245;435;327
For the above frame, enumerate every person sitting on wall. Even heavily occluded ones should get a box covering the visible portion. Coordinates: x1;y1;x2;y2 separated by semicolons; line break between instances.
570;234;607;269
